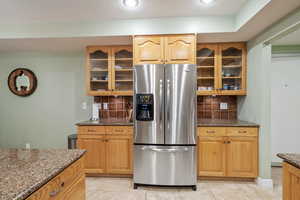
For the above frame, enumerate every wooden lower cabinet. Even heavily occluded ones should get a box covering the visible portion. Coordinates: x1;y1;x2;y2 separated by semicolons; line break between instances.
106;135;133;174
283;162;300;200
26;157;85;200
227;136;258;177
198;136;226;177
77;126;133;175
77;135;106;174
198;127;258;178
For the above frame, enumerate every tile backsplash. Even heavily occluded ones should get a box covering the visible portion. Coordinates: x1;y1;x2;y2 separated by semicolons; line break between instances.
94;96;237;121
197;96;237;120
94;96;133;121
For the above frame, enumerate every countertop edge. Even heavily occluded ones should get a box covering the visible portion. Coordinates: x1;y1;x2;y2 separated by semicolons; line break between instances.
17;150;86;200
277;153;300;169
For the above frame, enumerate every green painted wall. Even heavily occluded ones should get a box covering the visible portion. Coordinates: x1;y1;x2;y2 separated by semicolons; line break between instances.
0;52;92;148
238;7;300;179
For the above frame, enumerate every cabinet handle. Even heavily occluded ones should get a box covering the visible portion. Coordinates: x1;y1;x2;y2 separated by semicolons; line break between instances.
88;129;96;132
206;130;215;134
238;130;247;133
115;129;123;132
49;189;60;197
227;141;231;144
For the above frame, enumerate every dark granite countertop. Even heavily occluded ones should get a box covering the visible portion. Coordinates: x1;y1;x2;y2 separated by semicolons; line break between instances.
198;119;259;127
0;149;85;200
76;119;258;127
76;120;133;126
278;153;300;169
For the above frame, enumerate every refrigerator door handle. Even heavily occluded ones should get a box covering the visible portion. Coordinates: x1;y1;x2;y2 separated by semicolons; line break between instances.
159;79;164;130
141;146;189;152
166;79;171;133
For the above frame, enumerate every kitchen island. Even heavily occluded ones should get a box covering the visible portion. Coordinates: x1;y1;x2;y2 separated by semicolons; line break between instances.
278;153;300;200
0;149;86;200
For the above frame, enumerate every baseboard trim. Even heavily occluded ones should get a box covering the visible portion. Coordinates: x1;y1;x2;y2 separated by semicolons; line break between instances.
256;177;274;189
271;162;282;167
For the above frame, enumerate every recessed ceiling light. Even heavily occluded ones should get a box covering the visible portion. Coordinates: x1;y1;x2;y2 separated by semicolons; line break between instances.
200;0;216;5
122;0;140;8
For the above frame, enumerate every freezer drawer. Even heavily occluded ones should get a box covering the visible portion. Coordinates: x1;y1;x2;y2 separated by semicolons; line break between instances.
134;145;197;186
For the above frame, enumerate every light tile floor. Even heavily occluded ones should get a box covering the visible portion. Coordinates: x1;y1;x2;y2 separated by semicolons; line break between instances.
86;167;283;200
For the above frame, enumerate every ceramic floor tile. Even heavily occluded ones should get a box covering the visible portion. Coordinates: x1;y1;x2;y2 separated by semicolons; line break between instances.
87;191;146;200
85;167;283;200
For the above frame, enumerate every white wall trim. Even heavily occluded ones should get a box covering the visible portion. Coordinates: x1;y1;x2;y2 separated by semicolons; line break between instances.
256;177;274;189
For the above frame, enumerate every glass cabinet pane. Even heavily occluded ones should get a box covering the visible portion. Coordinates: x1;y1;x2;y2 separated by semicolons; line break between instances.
196;47;216;92
113;48;133;91
221;47;242;91
89;49;110;92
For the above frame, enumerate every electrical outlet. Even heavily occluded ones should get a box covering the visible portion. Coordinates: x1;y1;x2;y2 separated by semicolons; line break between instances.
103;103;108;110
25;143;31;149
220;102;228;110
82;102;87;110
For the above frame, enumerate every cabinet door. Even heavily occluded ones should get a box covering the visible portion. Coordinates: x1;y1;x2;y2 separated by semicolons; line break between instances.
218;43;247;95
86;46;112;96
77;135;106;174
59;175;86;200
283;162;300;200
133;36;164;64
196;44;219;95
165;35;196;64
106;135;133;174
226;136;258;177
111;46;133;96
198;136;226;177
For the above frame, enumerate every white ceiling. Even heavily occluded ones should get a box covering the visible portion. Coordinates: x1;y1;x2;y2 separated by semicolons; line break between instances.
273;28;300;45
0;0;247;24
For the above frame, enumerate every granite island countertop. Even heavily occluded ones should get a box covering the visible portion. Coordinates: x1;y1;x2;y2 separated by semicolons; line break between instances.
277;153;300;169
0;149;85;200
76;119;258;127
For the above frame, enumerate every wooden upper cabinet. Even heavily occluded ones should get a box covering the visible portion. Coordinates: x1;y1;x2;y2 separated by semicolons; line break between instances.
198;136;226;177
196;44;219;95
133;34;196;65
196;42;247;96
86;45;133;96
165;35;196;64
219;43;247;95
133;36;165;64
86;46;112;96
111;46;134;95
226;136;258;178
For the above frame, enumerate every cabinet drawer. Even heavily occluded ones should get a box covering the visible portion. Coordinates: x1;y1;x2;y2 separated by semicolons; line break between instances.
198;127;226;137
106;126;133;135
27;158;84;200
77;126;106;135
59;157;84;194
226;127;258;137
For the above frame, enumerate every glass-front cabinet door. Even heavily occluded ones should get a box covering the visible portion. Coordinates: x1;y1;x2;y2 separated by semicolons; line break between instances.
86;46;112;95
196;44;218;95
111;46;133;95
219;43;246;95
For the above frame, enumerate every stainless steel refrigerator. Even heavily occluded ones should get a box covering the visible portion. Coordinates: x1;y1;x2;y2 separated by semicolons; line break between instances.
133;64;197;190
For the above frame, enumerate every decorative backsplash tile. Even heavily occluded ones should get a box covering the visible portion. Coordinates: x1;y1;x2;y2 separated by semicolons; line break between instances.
94;95;237;121
94;96;133;120
197;96;237;120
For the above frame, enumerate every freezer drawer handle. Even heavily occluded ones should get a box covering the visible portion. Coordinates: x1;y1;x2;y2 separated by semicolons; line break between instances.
141;147;189;152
